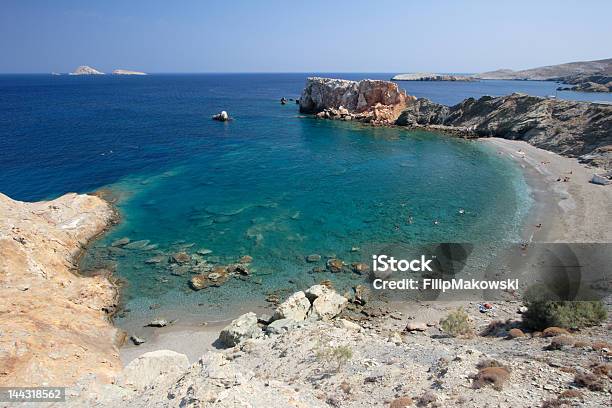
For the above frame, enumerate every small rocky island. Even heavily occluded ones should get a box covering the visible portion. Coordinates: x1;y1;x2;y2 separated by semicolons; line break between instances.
112;69;147;76
391;72;476;81
69;65;105;75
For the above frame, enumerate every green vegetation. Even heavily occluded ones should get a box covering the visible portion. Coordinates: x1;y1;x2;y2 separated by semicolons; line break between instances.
440;307;473;337
315;343;353;372
522;300;607;330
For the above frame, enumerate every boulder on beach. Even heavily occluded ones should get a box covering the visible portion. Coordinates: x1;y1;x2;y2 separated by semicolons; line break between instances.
272;291;311;322
305;285;348;321
219;312;262;346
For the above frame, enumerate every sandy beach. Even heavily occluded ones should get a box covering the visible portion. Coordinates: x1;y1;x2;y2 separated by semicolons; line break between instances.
483;137;612;243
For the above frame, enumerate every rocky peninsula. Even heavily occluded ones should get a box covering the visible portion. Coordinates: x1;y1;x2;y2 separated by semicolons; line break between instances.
391;73;476;81
0;192;122;386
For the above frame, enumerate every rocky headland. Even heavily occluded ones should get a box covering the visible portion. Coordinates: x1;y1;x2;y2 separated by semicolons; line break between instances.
299;77;413;125
70;65;105;75
300;77;612;169
391;73;476;82
0;192;122;386
555;74;612;93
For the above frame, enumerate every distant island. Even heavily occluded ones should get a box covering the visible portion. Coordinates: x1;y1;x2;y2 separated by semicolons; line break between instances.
69;65;105;75
64;66;148;76
391;72;476;81
474;57;611;93
112;69;147;76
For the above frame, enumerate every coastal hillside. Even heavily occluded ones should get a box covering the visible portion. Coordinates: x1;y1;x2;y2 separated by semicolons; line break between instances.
67;284;611;407
0;193;122;386
69;65;105;75
396;94;612;169
475;58;612;80
391;73;475;81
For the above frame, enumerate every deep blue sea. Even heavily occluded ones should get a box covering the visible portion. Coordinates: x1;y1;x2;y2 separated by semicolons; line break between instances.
1;73;609;323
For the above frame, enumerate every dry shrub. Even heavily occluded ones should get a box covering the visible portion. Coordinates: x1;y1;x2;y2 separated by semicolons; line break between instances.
480;320;506;337
476;359;507;370
417;390;437;406
545;336;575;351
590;363;611;378
574;371;604;391
558;389;583;399
507;328;525;339
471;366;511;391
389;396;413;408
591;341;611;351
541;399;565;408
543;327;570;337
572;340;589;348
439;308;473;338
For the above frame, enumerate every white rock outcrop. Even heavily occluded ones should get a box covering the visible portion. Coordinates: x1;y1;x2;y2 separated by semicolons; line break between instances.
272;291;311;321
219;312;261;346
305;284;348;321
118;350;189;391
69;65;105;75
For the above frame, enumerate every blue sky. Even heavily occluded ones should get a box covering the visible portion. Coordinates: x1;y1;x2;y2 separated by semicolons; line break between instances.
1;0;610;73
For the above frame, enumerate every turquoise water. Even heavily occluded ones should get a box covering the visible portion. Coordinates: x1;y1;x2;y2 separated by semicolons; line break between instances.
0;73;543;322
83;120;531;321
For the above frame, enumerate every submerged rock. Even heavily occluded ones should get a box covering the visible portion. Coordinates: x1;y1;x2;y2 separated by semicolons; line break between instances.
219;312;261;346
111;237;130;247
169;252;191;264
326;258;344;273
351;262;369;274
306;254;321;263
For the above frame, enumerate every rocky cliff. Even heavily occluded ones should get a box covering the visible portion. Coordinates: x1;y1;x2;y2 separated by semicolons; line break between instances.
299;77;414;124
396;93;612;168
0;192;122;386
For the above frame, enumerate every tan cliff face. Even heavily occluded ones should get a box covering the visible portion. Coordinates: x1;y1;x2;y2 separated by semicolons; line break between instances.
0;192;122;386
299;77;414;124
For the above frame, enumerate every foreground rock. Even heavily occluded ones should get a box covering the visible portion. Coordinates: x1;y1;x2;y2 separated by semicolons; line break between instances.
69;65;105;75
0;192;121;386
66;302;612;407
392;72;476;81
395;93;612;168
299;77;413;124
219;312;261;346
